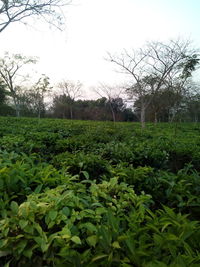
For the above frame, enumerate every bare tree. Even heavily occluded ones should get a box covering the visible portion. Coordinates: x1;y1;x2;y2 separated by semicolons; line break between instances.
108;39;199;128
0;52;37;116
58;80;83;119
108;48;154;128
0;0;71;33
94;83;124;123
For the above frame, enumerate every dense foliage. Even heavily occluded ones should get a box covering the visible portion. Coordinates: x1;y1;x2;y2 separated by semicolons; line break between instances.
0;117;200;266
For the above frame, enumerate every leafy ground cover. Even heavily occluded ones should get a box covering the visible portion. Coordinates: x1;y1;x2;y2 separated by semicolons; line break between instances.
0;117;200;266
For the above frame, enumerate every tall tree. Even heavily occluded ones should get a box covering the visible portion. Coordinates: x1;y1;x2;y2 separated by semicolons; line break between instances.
51;94;71;118
108;39;199;128
58;80;82;119
0;52;37;116
28;74;51;118
0;0;71;33
94;83;124;122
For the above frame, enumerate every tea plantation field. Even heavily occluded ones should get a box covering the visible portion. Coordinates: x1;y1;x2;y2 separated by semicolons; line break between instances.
1;117;200;266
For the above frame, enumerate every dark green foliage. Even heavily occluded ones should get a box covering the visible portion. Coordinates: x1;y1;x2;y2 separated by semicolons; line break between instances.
0;117;200;266
51;96;136;121
52;152;110;181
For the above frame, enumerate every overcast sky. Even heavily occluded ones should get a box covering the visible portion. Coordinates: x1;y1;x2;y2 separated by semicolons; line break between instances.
0;0;199;98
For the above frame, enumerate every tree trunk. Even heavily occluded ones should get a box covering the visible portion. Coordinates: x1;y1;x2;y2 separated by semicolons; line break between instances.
16;108;20;117
154;111;158;124
70;106;73;119
170;113;175;123
168;110;170;122
38;108;41;119
110;104;116;123
140;105;145;128
13;97;20;117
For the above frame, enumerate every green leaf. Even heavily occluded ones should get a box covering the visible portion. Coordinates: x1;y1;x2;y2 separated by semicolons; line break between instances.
24;225;34;234
18;240;28;253
79;222;97;233
23;248;33;259
62;207;70;217
34;223;44;236
81;171;89;179
86;235;97;247
48;221;55;229
167;234;179;241
161;222;172;232
79;162;84;168
92;254;108;262
59;226;71;239
0;239;8;249
34;184;43;194
71;236;81;245
110;177;118;187
34;237;48;252
19;220;28;229
60;226;71;236
112;241;121;249
49;210;57;221
96;207;107;215
125;238;135;255
10;201;18;214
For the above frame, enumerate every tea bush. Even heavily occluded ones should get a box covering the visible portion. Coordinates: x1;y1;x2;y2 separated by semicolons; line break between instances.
1;178;200;266
52;152;111;181
0;117;200;266
0;151;71;214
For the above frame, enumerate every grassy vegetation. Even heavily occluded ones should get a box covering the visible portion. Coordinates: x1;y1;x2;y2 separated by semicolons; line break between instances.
1;117;200;266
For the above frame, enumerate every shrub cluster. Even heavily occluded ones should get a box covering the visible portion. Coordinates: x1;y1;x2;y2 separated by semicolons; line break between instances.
0;118;200;266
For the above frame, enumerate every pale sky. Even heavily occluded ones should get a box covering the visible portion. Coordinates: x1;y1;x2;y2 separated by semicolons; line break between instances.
0;0;200;98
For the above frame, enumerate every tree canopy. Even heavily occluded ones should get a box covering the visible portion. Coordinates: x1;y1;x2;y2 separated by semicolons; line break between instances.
0;0;71;33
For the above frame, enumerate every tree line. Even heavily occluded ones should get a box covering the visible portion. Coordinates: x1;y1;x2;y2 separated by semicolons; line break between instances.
0;46;200;124
0;63;135;121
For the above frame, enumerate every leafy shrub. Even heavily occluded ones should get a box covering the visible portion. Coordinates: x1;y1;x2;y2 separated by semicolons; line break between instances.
100;142;135;164
113;164;154;186
0;178;151;266
0;151;70;213
0;179;200;266
52;152;110;181
0;135;26;153
114;163;200;219
168;143;200;172
131;141;170;169
1;118;200;266
55;135;95;153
